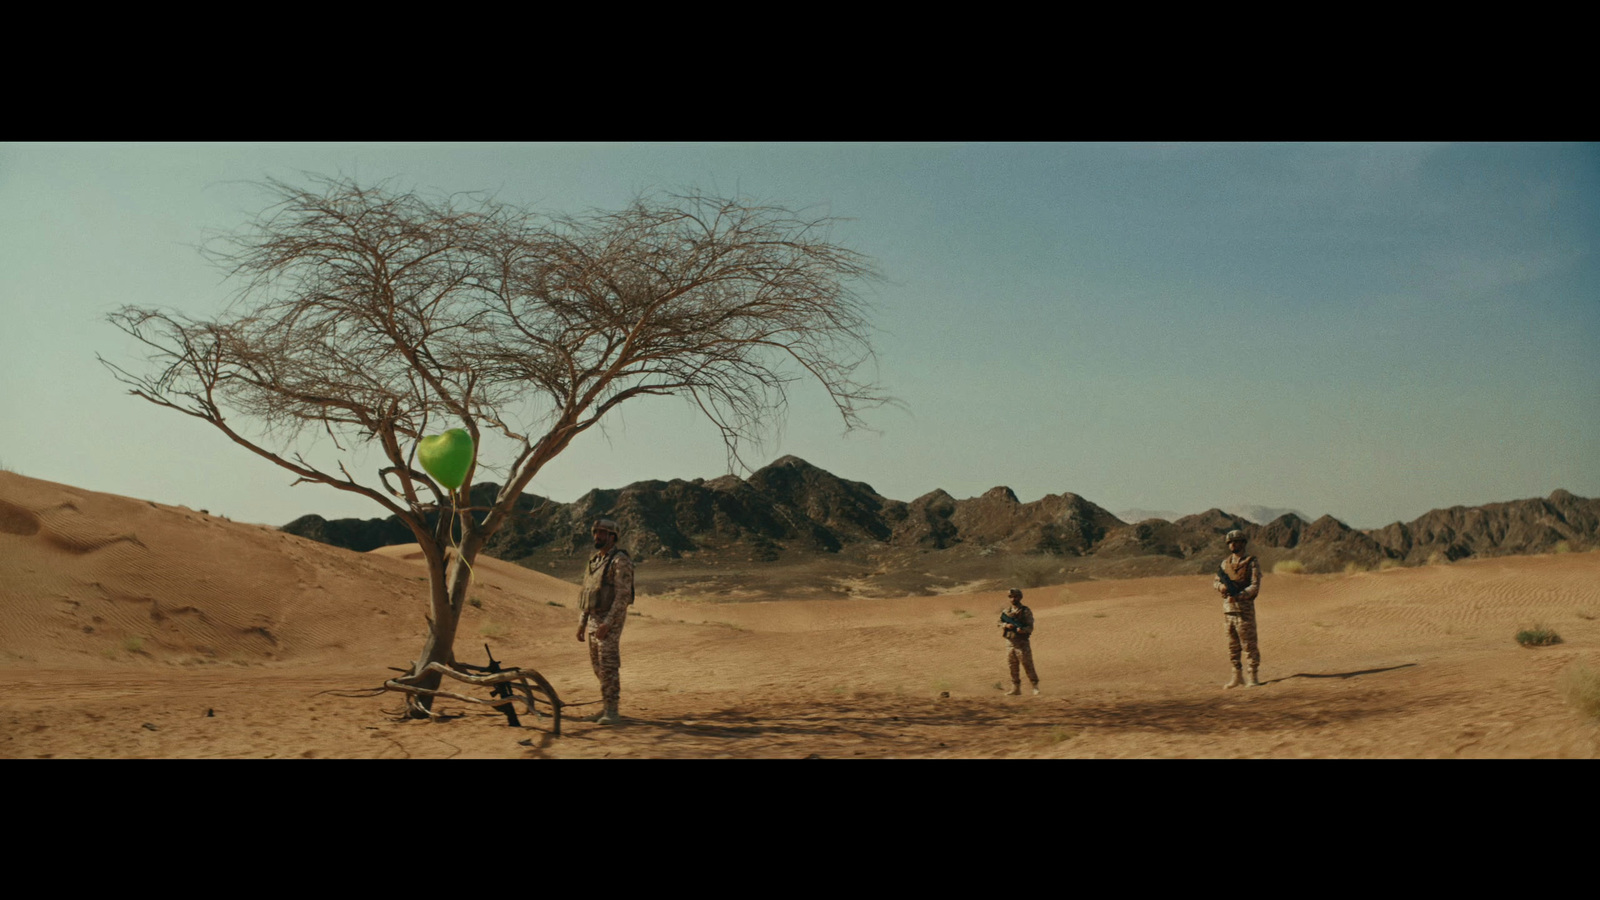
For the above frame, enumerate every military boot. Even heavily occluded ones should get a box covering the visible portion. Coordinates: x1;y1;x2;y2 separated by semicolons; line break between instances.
1004;683;1022;696
1244;665;1262;687
1031;683;1041;696
594;701;621;725
1224;666;1244;689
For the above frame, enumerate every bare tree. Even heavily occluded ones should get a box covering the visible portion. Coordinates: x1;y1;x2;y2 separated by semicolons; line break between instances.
101;176;885;717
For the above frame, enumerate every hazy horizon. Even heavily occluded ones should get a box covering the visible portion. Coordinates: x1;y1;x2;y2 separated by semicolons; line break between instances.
3;142;1596;531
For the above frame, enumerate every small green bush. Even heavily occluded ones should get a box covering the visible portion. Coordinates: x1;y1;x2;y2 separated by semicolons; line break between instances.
467;597;483;609
1273;560;1305;575
952;609;973;619
1515;625;1563;647
122;636;144;653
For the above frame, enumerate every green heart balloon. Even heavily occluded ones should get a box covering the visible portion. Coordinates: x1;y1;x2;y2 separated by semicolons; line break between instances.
417;428;474;492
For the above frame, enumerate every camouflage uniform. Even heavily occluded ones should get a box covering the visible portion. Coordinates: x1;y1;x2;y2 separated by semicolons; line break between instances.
579;545;635;709
1213;544;1262;675
1000;596;1039;692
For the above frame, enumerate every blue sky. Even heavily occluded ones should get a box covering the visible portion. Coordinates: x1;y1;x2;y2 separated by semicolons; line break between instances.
2;142;1596;529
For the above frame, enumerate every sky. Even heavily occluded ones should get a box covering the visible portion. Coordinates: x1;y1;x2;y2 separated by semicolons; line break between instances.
2;142;1596;530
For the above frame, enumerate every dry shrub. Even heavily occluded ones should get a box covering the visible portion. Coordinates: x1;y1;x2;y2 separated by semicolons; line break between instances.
1562;663;1600;719
1378;558;1402;571
1343;561;1368;575
1514;625;1562;647
1273;560;1305;575
1554;540;1571;554
1036;726;1078;746
1005;555;1061;588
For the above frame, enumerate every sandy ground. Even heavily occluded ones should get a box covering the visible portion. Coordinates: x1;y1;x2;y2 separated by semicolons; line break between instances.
4;471;1598;758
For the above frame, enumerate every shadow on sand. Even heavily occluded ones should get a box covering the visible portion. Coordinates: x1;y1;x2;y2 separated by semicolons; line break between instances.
1268;663;1416;685
528;681;1440;757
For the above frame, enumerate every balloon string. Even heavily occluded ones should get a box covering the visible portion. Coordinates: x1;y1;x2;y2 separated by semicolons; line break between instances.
450;489;475;587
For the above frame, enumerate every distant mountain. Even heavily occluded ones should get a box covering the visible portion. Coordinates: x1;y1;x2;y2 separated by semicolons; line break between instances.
1117;505;1311;525
1114;508;1184;524
280;457;1600;579
1231;505;1312;526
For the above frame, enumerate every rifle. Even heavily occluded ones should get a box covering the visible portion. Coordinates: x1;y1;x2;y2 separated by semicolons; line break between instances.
1000;609;1029;638
455;643;521;727
1216;564;1250;599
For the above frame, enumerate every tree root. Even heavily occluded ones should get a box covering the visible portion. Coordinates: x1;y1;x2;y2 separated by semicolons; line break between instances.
383;661;563;736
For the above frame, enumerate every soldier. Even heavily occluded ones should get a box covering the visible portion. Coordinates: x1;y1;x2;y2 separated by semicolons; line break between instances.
999;588;1040;696
1212;528;1263;688
575;518;635;725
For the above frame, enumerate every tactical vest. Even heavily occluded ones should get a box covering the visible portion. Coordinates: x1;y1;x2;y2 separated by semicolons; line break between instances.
1001;605;1031;641
1219;555;1257;614
1217;555;1256;595
579;549;629;617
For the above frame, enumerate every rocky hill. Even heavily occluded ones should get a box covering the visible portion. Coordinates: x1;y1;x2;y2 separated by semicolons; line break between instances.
280;457;1600;588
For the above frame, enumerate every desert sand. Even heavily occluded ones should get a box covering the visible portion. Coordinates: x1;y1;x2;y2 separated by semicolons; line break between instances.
3;471;1597;758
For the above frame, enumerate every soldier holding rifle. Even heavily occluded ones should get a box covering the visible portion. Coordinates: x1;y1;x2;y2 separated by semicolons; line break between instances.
999;588;1040;696
576;518;634;725
1212;529;1263;688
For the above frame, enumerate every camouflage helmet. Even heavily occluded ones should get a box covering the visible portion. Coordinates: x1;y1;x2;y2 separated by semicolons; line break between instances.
1225;529;1247;546
1008;588;1023;599
593;518;621;536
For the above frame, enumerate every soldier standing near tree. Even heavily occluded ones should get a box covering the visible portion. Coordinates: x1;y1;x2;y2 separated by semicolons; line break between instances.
1212;529;1263;688
999;588;1040;696
576;518;634;725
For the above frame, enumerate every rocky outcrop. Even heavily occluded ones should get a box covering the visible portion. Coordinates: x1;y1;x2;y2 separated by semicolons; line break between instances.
1367;491;1600;564
280;459;1598;576
892;489;960;549
279;513;413;553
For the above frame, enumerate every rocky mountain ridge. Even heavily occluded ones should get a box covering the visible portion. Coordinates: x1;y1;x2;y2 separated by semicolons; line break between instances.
280;456;1600;582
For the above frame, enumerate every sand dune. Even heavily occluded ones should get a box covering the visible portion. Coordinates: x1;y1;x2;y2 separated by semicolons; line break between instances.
3;472;1598;758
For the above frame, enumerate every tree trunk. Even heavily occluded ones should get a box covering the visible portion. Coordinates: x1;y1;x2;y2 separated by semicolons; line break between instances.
403;537;478;717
